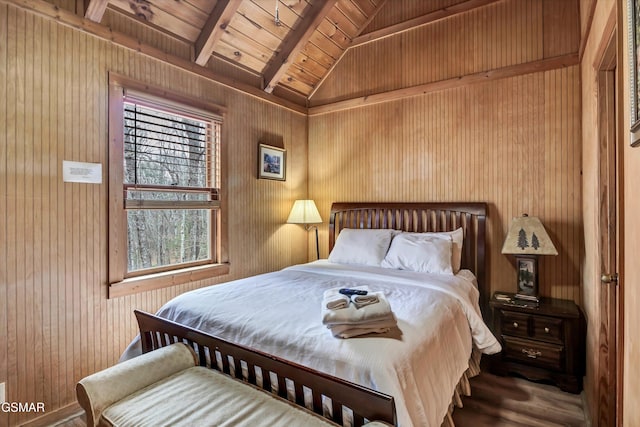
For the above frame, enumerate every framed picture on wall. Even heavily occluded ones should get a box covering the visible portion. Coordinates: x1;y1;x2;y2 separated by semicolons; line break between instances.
629;0;640;144
258;144;286;181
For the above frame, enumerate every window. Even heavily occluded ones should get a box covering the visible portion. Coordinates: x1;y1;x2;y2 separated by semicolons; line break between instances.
123;97;219;274
108;75;228;297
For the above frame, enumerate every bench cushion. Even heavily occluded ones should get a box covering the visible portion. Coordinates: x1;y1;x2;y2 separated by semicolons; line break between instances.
77;343;198;427
101;366;340;427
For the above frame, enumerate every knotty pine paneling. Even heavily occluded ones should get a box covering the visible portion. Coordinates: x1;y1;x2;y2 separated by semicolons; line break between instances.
312;0;579;105
0;5;308;426
308;65;582;303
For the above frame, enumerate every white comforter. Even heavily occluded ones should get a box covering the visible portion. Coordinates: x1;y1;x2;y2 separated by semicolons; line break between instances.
123;261;500;427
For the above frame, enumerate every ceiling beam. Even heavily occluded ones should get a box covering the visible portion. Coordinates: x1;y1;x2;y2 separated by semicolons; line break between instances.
263;0;338;94
84;0;109;22
194;0;243;67
351;0;502;48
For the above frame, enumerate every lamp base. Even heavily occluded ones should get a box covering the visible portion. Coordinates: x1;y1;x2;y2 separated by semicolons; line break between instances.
305;224;320;260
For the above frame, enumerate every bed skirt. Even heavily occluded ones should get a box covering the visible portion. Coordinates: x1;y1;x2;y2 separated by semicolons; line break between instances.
441;348;482;427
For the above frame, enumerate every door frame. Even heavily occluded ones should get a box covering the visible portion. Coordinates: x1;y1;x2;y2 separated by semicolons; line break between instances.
593;9;623;426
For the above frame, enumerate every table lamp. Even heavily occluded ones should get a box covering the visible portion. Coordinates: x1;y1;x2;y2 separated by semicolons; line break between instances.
501;214;558;302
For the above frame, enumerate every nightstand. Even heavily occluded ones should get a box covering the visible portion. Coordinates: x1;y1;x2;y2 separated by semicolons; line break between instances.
489;292;585;393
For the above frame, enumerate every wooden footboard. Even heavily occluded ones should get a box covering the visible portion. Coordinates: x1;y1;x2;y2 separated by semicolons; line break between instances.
135;310;396;427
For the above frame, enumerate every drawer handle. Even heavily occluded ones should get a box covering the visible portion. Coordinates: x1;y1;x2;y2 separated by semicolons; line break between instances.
544;327;550;333
522;348;542;358
513;322;519;328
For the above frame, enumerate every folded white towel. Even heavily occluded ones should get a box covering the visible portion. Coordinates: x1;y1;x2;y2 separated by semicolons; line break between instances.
322;288;351;310
322;286;370;310
329;315;397;338
351;293;379;309
329;315;397;334
322;291;392;326
332;326;392;339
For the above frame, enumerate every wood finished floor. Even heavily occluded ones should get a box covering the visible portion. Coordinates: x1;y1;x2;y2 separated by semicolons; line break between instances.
452;372;587;426
51;372;587;427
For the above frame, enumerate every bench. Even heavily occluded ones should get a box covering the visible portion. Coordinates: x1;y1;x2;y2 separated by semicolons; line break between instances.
76;310;396;427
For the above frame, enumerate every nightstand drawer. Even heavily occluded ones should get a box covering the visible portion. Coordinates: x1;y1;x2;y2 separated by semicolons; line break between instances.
500;310;530;338
532;316;563;344
502;336;564;371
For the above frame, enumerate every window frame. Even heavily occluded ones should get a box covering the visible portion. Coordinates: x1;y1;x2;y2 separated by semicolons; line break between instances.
108;74;228;298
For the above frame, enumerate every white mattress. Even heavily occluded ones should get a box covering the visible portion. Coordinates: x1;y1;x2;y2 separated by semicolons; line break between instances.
122;260;500;427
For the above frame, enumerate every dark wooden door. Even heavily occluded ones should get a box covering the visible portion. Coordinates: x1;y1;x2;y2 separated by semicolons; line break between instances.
595;21;619;427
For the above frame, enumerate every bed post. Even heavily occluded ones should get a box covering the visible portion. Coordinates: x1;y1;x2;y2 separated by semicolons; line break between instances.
476;211;488;321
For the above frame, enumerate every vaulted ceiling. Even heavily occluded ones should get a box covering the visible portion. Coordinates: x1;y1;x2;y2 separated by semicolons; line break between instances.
82;0;499;106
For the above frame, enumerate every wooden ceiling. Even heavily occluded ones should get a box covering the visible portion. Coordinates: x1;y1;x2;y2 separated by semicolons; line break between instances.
82;0;499;106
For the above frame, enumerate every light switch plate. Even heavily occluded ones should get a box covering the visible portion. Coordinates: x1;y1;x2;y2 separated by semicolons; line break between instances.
0;382;5;403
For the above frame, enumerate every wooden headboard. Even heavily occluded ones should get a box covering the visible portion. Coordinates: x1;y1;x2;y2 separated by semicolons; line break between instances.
329;202;489;317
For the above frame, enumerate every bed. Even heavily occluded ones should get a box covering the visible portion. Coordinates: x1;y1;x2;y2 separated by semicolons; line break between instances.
122;202;500;427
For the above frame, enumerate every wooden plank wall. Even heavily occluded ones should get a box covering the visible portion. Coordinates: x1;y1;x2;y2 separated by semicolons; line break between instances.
363;0;471;32
312;0;580;105
308;0;583;303
0;4;309;425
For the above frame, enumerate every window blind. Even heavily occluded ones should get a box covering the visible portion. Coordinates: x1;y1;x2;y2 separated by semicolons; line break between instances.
123;98;220;209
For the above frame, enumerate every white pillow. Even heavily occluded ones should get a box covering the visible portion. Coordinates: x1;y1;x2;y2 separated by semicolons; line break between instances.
427;228;464;273
328;228;395;266
381;233;453;274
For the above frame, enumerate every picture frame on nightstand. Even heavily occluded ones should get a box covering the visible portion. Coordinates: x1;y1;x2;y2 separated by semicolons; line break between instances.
515;255;539;302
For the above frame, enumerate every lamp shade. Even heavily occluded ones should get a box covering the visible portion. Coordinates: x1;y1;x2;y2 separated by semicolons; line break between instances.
501;214;558;256
287;200;322;224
